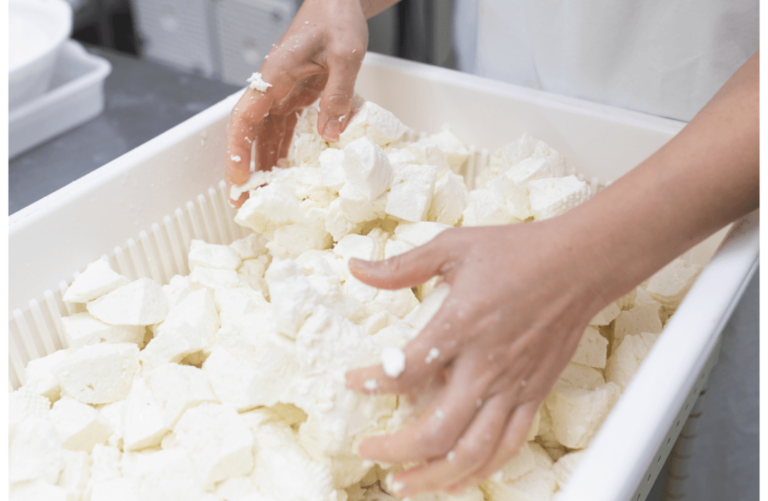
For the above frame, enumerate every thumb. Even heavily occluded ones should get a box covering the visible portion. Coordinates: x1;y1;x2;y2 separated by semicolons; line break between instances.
349;235;452;290
317;47;365;141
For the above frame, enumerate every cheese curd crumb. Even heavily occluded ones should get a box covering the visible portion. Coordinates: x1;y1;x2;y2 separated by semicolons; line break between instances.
247;72;272;92
381;347;406;378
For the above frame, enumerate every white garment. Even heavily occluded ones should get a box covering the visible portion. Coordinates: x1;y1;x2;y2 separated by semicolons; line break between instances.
453;0;758;121
453;4;759;501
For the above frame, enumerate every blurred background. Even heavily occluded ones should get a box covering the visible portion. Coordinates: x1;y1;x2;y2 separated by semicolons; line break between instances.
68;0;458;83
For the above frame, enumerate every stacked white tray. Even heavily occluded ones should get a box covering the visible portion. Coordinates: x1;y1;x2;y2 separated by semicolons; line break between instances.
9;41;111;159
8;53;758;501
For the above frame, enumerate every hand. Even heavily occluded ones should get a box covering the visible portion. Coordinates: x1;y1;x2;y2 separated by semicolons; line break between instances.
345;219;611;495
225;0;370;207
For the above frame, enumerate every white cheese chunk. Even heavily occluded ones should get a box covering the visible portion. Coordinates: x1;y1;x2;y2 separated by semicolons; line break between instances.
363;287;420;319
189;267;240;290
10;481;76;501
342;137;393;201
461;188;521;226
337;100;409;148
229;233;268;260
386;147;419;166
422;127;470;174
319;148;347;190
297;306;380;375
203;341;298;411
162;275;198;310
53;343;140;404
428;171;468;225
645;258;703;308
403;282;450;332
363;310;398;336
552;450;586;489
266;222;333;260
62;312;144;348
144;364;219;428
589;302;621;326
499;442;536;482
97;400;124;448
334;234;376;263
546;382;621;449
344;276;378;304
289;132;327;167
10;416;64;485
122;378;168;451
386;163;437;222
605;332;660;390
393;221;451;247
127;448;204;501
384;239;415;259
528;176;590;220
172;403;254;487
63;260;129;303
337;182;388;224
140;289;220;369
246;417;337;501
57;450;91;499
10;387;50;429
87;278;167;326
23;350;70;402
613;302;662;350
570;326;608;369
234;182;305;234
50;396;112;452
555;363;605;391
489;133;566;178
407;141;450;180
188;240;242;271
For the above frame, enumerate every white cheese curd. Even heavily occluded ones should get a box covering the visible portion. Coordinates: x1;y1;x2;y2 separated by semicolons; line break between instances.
14;97;692;499
246;72;272;92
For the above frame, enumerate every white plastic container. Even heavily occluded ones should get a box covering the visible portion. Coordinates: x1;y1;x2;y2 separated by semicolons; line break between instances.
8;53;758;501
9;41;112;159
9;0;73;109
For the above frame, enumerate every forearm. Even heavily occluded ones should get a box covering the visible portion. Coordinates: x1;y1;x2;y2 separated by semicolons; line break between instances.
563;52;759;302
360;0;402;18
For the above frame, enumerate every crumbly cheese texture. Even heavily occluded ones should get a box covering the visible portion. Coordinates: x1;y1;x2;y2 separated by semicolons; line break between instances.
64;259;129;303
14;98;692;499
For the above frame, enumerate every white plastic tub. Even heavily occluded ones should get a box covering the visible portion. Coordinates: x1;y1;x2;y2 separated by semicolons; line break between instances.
8;53;758;501
10;41;112;159
9;0;73;109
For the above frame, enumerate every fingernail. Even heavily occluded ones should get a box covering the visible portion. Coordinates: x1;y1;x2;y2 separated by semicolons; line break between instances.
324;119;342;141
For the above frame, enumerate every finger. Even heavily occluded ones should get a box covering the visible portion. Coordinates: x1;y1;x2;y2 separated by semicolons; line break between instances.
349;231;457;290
226;90;271;204
389;393;515;496
356;349;495;465
448;401;540;491
317;45;365;141
346;287;479;395
276;111;300;161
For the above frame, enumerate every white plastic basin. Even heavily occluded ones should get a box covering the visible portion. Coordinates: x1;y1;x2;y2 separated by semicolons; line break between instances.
9;0;73;109
8;53;758;501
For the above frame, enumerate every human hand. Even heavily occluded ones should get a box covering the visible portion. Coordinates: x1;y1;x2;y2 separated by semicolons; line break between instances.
345;219;612;495
225;0;370;207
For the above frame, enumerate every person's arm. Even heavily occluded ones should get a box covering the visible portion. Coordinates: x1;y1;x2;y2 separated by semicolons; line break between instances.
225;0;401;207
345;52;759;495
